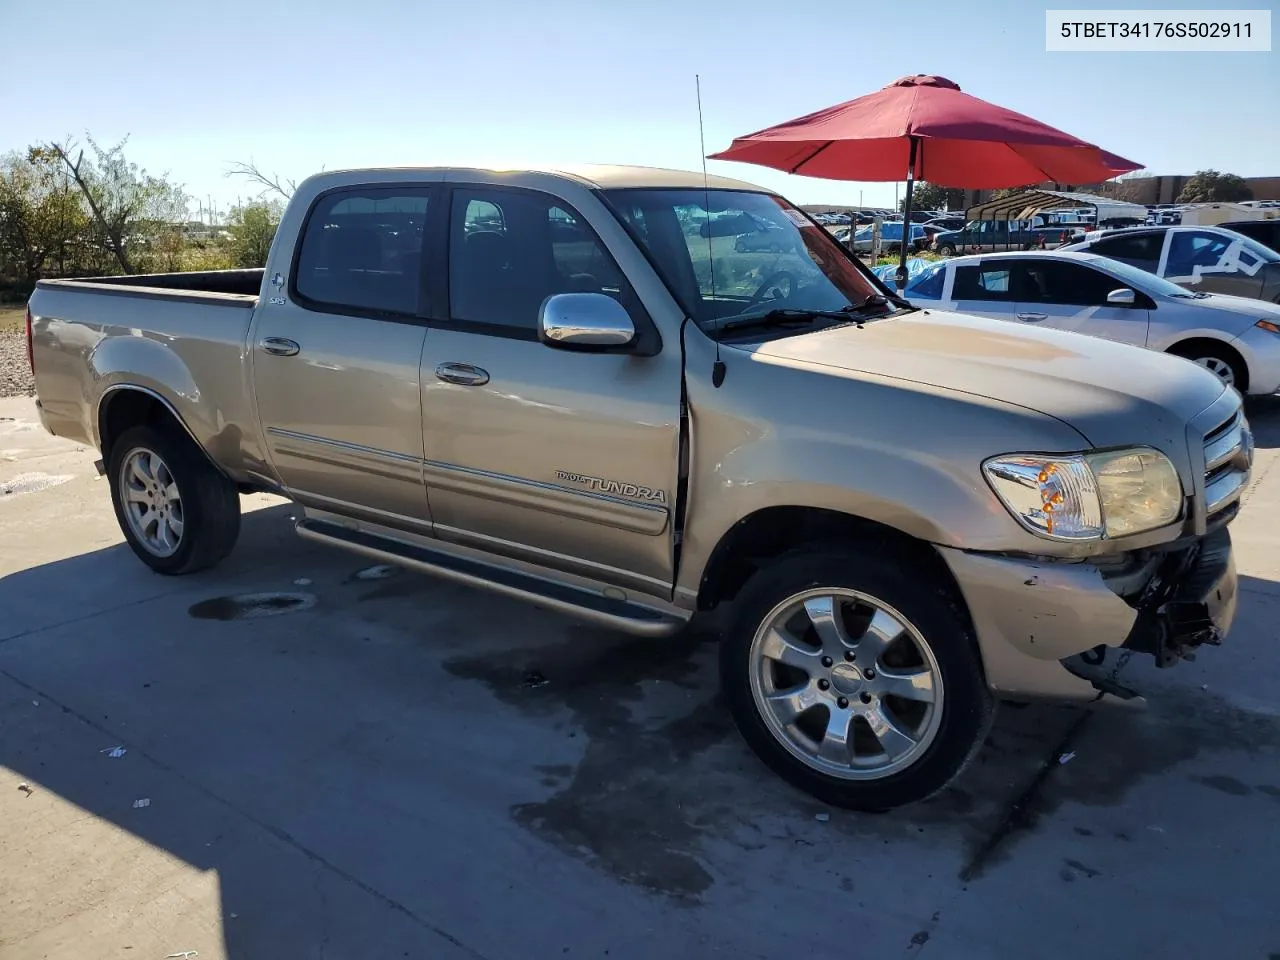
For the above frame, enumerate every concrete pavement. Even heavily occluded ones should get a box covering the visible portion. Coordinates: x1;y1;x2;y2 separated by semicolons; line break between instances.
2;394;1279;959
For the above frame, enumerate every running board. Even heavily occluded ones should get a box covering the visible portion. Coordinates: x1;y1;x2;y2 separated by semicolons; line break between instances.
295;518;687;638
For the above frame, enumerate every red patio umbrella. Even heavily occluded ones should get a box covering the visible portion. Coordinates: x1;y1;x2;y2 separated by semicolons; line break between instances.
708;75;1141;288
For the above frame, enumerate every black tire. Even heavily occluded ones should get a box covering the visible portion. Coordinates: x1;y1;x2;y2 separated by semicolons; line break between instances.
720;548;993;811
937;244;956;257
1168;343;1248;393
107;424;241;575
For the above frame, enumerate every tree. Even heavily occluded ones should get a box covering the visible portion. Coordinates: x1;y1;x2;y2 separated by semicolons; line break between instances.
0;150;90;288
227;159;297;201
901;181;949;213
44;136;188;275
1177;170;1253;203
226;201;283;267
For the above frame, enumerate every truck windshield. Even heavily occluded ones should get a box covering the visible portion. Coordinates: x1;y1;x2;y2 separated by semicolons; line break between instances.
602;189;885;334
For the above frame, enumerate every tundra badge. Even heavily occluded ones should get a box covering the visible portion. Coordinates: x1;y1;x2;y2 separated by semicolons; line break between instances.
556;470;667;504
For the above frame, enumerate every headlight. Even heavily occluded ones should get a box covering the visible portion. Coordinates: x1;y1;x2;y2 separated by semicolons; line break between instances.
983;448;1182;540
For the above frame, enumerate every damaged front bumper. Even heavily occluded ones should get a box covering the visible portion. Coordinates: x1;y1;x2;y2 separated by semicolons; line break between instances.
938;527;1237;704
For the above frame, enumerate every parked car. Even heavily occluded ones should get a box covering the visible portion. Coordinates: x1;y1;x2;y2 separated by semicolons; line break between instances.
932;220;1043;255
1062;225;1280;303
27;163;1247;811
734;220;802;253
1220;219;1280;255
844;222;928;253
904;250;1280;394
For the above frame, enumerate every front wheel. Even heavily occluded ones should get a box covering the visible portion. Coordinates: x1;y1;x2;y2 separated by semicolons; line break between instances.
720;548;993;810
936;244;956;257
107;424;242;575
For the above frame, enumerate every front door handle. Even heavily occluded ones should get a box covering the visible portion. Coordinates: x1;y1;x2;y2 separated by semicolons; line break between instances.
1016;312;1047;322
260;336;301;357
435;362;490;386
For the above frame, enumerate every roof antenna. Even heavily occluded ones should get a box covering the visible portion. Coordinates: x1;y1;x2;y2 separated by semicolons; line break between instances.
697;74;726;389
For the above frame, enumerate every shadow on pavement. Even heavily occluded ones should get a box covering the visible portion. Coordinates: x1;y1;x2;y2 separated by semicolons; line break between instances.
1245;394;1280;449
2;506;1279;957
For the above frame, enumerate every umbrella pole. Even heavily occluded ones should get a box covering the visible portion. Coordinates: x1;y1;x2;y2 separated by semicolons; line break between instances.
896;136;919;292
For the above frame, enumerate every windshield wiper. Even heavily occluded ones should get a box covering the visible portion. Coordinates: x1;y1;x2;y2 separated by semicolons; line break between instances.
716;307;859;334
848;292;913;312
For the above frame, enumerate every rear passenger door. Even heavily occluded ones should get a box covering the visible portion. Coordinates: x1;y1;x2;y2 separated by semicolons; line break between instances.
416;184;683;595
251;184;438;532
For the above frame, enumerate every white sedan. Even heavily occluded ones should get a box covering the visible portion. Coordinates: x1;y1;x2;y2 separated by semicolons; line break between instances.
904;250;1280;395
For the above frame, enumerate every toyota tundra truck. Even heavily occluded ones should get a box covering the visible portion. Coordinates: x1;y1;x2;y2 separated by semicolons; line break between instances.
24;164;1251;809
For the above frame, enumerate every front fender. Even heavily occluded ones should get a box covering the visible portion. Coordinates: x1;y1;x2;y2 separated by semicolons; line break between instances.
676;330;1093;602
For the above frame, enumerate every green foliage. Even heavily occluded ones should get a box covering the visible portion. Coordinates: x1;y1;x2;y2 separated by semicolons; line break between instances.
1177;170;1253;203
227;201;283;268
0;134;251;295
900;181;951;213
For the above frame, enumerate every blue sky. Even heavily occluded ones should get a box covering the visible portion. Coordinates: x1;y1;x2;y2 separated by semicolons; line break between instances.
3;0;1276;212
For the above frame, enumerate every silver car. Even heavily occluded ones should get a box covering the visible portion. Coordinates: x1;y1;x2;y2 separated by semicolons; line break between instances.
905;250;1280;394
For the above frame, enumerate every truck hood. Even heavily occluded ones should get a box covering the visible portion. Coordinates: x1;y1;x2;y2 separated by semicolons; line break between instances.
747;308;1227;448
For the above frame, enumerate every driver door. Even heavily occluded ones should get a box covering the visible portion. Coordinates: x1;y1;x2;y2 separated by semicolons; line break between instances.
417;184;683;595
1015;259;1150;345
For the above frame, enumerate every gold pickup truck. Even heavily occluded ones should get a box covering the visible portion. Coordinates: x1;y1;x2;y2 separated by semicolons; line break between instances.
25;164;1250;809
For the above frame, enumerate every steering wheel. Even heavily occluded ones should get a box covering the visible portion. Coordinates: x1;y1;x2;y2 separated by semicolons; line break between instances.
747;270;796;308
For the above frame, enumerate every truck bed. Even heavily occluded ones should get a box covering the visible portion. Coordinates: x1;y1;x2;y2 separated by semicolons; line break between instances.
38;268;263;303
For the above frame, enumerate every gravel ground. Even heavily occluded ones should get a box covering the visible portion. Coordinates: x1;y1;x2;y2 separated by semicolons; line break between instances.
1;331;35;398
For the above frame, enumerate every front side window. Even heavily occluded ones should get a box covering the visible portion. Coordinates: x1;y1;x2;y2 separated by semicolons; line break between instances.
1165;231;1232;278
1165;229;1278;280
604;188;881;332
448;188;628;331
294;188;430;316
1021;261;1122;306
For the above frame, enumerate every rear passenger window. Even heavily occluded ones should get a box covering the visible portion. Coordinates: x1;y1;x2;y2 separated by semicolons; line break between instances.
295;188;431;316
953;264;1013;300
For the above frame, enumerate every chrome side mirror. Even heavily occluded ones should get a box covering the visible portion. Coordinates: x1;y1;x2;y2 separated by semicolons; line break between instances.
1106;288;1137;306
538;293;636;349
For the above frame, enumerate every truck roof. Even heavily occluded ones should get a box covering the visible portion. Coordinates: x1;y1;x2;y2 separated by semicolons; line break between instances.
305;163;768;193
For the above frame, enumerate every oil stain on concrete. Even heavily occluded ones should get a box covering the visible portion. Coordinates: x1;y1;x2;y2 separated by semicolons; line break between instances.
188;592;317;620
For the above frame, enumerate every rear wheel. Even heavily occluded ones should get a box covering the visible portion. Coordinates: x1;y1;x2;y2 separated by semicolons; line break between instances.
107;425;241;575
720;548;993;810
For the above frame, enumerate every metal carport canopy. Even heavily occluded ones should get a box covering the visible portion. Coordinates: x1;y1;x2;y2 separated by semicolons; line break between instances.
965;189;1147;222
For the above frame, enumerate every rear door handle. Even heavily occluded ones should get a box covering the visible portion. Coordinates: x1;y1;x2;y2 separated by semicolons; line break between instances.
435;362;490;386
1016;312;1047;322
260;337;300;357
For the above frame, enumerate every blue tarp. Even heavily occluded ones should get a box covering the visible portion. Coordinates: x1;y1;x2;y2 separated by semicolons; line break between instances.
871;258;930;282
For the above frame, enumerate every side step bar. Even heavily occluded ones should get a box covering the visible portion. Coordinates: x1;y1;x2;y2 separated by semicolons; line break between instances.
295;518;687;638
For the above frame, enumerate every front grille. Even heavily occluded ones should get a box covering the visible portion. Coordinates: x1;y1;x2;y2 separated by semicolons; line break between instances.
1202;405;1251;519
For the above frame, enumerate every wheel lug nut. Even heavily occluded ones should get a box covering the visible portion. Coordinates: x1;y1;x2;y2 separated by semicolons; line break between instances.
860;692;872;704
837;696;849;708
844;651;855;662
817;679;830;691
864;668;876;680
821;656;833;667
